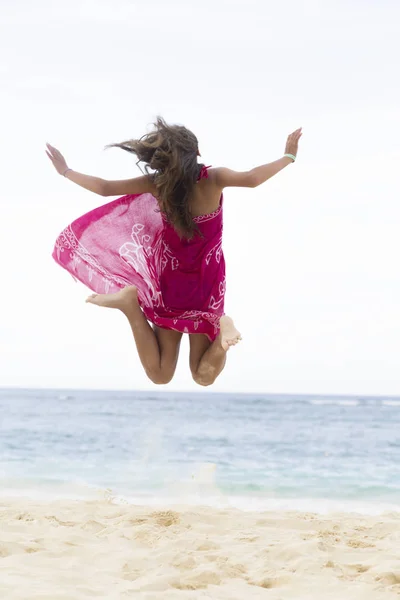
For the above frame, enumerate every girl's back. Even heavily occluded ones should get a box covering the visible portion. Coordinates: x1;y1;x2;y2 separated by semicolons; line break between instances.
187;167;222;218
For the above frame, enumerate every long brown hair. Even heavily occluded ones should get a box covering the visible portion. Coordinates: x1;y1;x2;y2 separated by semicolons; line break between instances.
108;116;203;238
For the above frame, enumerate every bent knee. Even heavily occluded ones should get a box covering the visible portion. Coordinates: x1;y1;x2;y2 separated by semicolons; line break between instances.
146;369;174;385
192;370;215;387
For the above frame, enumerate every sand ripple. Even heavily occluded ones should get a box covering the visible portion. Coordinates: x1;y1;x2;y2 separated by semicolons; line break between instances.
1;499;400;598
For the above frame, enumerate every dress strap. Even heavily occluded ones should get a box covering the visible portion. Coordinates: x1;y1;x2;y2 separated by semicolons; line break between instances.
197;164;212;181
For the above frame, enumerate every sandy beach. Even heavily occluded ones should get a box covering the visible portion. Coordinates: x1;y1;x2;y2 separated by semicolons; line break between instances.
1;498;400;599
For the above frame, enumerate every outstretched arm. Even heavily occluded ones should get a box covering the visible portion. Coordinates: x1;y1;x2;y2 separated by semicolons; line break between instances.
45;143;155;197
212;128;302;189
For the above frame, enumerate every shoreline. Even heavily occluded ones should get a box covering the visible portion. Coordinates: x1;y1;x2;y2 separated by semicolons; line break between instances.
1;485;400;516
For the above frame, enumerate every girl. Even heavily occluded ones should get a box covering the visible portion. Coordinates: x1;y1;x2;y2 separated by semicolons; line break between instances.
47;117;301;386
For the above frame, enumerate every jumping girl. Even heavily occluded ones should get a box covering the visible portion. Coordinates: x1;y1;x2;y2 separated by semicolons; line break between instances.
47;117;302;386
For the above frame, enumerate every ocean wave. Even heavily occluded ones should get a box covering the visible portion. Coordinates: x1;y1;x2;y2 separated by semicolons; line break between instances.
113;492;400;515
308;399;360;406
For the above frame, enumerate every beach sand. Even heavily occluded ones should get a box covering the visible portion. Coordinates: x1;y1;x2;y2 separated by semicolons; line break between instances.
1;498;400;599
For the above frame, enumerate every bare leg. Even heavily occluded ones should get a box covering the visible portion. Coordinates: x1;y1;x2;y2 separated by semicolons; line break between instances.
86;287;182;384
189;315;241;387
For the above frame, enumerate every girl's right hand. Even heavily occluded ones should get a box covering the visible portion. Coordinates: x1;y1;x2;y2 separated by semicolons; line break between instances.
285;128;302;158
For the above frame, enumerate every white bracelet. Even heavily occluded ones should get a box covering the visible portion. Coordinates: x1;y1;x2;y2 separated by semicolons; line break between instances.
284;154;296;162
63;168;72;177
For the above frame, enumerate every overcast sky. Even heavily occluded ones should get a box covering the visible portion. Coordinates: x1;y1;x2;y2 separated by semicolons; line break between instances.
1;0;399;395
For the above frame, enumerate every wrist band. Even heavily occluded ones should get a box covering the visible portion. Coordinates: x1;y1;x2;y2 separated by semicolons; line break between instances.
63;168;72;177
284;154;296;162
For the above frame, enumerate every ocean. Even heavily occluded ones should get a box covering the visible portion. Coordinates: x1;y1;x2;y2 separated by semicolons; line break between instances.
2;387;400;514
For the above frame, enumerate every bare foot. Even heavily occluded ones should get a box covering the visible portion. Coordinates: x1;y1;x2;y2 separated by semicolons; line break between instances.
86;286;138;311
219;315;242;351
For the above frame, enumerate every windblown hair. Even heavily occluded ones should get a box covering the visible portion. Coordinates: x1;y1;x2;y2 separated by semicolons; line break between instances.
108;117;203;238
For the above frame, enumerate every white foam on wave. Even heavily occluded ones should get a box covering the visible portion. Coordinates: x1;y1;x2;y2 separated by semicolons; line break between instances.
2;479;399;516
309;399;360;406
2;464;399;517
382;400;400;407
114;493;400;516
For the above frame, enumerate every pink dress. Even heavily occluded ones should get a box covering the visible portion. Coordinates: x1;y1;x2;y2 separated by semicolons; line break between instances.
52;166;225;340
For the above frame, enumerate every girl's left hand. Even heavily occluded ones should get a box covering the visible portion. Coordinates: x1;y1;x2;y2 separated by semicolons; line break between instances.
46;143;69;175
